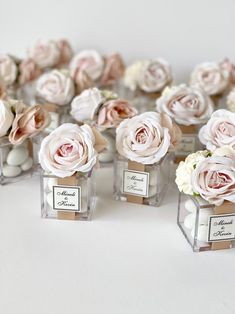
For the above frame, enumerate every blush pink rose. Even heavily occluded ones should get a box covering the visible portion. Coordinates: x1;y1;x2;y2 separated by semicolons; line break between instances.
9;103;50;144
220;58;235;85
97;99;138;129
192;151;235;205
199;109;235;151
100;53;125;86
18;58;42;85
56;39;73;65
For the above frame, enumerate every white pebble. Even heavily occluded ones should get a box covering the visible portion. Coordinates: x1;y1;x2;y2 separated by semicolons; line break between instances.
147;168;157;186
145;185;157;198
98;150;115;163
185;199;197;213
20;157;33;171
191;225;209;242
2;164;22;177
184;213;196;230
199;209;213;225
7;147;29;166
1;147;10;162
46;192;53;208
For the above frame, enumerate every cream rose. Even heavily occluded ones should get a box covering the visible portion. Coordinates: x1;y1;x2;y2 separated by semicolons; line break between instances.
124;60;146;91
100;53;125;86
36;69;75;106
70;87;103;122
116;112;175;164
39;123;106;177
138;58;172;92
9;103;50;145
56;39;73;65
199;109;235;151
28;40;60;69
190;62;229;96
97;99;138;129
220;58;235;85
0;54;17;86
156;84;214;126
18;58;42;85
0;100;14;137
69;50;104;81
191;151;235;205
227;88;235;112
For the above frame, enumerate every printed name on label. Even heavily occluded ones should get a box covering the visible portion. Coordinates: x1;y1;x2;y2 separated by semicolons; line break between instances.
123;170;149;197
53;185;81;212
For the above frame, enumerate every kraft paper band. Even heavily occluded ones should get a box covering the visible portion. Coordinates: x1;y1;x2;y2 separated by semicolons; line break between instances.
126;160;145;204
179;124;198;135
57;174;79;220
211;201;235;251
44;103;59;113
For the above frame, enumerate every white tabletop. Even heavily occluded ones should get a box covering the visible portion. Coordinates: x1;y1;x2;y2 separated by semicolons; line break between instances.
0;167;235;314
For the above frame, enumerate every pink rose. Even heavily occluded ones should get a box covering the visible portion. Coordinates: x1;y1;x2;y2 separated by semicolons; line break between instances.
18;58;42;85
192;150;235;205
73;70;94;94
100;53;125;86
0;54;17;86
220;58;235;85
97;99;138;129
56;39;73;65
199;109;235;151
69;50;104;81
9;103;50;145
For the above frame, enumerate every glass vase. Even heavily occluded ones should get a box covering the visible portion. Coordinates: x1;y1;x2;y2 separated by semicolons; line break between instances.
41;169;96;221
177;193;235;252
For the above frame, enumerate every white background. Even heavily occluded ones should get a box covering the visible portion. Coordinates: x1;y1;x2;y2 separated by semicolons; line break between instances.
0;0;234;82
1;1;235;313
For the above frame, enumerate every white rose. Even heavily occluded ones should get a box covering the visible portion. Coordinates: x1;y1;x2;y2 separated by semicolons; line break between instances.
124;60;146;91
138;58;172;92
28;40;60;69
213;145;235;159
116;112;172;164
70;87;103;122
39;123;106;177
0;54;17;86
0;100;14;137
156;84;214;125
36;69;75;106
175;150;209;195
199;109;235;151
190;62;229;96
227;88;235;112
69;50;104;81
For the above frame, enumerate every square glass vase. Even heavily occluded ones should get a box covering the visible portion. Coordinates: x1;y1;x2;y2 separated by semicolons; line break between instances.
177;193;235;252
175;124;202;163
114;152;174;206
0;136;40;185
41;169;96;221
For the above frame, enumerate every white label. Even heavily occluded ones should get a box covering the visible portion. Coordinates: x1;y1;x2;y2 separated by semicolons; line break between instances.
53;185;81;212
175;136;196;156
123;170;149;197
208;214;235;242
46;112;59;133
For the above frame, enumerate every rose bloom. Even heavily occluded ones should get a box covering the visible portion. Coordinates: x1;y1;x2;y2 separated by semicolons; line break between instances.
39;123;107;177
190;62;229;96
36;69;75;106
0;54;17;86
56;39;73;65
0;100;14;137
199;109;235;151
70;87;103;122
100;53;125;86
138;58;172;93
73;70;94;94
116;111;180;164
9;102;50;145
97;99;138;129
18;58;42;85
227;88;235;112
69;50;104;81
220;58;235;85
124;60;146;91
28;39;60;69
191;149;235;205
156;84;214;126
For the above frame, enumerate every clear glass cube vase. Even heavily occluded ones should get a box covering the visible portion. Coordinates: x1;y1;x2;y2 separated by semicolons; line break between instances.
177;193;235;252
0;136;40;185
41;169;96;221
114;152;174;206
